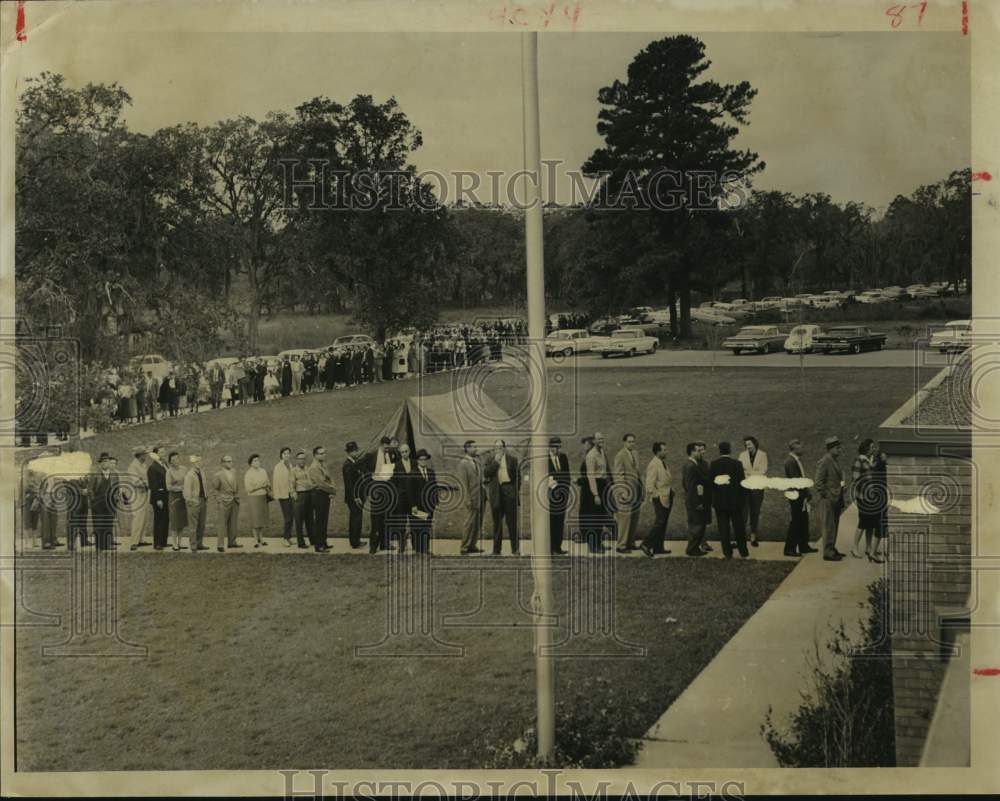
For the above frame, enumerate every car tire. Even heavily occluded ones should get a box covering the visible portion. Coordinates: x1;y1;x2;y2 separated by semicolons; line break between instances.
601;353;609;359
851;343;861;354
562;347;573;357
651;342;659;352
629;348;636;357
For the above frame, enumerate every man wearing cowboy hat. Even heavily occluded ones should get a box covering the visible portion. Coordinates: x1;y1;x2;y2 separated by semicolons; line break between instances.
814;435;846;561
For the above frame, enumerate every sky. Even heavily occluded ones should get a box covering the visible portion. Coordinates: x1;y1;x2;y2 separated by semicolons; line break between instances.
13;27;970;210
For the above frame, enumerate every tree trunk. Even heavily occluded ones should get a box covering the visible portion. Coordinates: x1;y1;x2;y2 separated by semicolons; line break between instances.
679;273;692;339
667;284;677;334
247;304;260;354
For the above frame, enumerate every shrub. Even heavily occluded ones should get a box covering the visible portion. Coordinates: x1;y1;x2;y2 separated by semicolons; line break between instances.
761;578;895;767
482;678;647;768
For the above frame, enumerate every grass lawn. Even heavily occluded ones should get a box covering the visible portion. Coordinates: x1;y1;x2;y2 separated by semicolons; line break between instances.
14;555;793;770
19;365;934;543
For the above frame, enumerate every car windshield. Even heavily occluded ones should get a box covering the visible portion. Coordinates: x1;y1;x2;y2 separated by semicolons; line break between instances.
829;327;859;334
739;327;770;334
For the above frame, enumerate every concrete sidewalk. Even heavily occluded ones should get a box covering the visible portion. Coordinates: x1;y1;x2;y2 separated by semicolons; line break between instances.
636;504;884;768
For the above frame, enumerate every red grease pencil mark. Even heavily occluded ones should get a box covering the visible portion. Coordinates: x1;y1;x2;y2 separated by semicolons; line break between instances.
16;0;26;42
962;1;969;35
972;172;993;181
973;668;1000;676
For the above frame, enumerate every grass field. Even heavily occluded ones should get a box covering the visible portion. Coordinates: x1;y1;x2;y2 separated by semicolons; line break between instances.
14;556;794;770
21;365;935;543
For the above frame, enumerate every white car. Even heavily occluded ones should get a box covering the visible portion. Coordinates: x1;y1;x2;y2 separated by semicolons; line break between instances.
784;324;824;353
691;307;736;325
595;328;659;358
545;328;596;356
806;294;840;309
855;290;890;304
648;309;672;324
882;286;908;301
331;334;375;350
754;296;783;311
129;353;174;381
277;348;313;360
930;320;972;353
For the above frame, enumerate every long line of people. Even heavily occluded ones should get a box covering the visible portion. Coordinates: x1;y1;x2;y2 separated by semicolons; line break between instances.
22;431;888;563
92;320;528;427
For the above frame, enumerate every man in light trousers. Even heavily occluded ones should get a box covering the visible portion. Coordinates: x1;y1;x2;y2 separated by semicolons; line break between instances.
127;446;152;551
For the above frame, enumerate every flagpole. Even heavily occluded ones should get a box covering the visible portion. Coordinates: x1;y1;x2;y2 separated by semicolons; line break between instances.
521;30;555;760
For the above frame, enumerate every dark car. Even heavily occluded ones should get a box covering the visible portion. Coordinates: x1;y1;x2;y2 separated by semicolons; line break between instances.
813;325;888;354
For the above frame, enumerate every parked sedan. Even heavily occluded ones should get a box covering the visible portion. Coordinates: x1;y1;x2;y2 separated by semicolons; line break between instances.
929;320;972;353
545;328;596;356
784;324;825;354
129;353;174;380
595;328;659;358
332;334;375;350
691;307;736;325
854;290;891;305
754;296;784;311
813;325;888;353
722;325;786;354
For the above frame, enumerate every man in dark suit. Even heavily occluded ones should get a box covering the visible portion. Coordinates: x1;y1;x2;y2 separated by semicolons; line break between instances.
363;436;397;553
390;443;417;553
409;449;440;555
342;441;364;548
146;446;170;550
784;438;817;556
546;436;571;555
682;441;711;557
709;441;749;559
483;439;520;555
88;452;119;551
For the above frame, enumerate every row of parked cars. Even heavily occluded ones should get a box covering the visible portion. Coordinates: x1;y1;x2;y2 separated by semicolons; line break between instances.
721;319;973;355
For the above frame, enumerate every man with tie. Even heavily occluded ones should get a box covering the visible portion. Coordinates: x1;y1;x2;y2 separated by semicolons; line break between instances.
391;444;417;553
87;452;118;551
458;440;485;555
147;445;170;550
784;438;817;556
584;431;613;552
682;441;711;557
291;451;314;548
212;454;241;551
814;435;846;562
127;446;152;551
410;449;439;555
342;441;364;549
365;436;396;554
273;447;296;547
709;441;749;559
484;439;520;555
307;446;336;552
640;441;673;557
183;454;209;551
613;433;644;553
546;437;571;555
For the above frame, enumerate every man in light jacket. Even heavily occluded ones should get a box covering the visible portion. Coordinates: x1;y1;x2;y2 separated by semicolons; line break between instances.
212;455;241;551
182;454;209;551
739;435;768;547
613;433;644;553
273;447;295;547
639;441;673;557
814;435;846;562
457;440;485;555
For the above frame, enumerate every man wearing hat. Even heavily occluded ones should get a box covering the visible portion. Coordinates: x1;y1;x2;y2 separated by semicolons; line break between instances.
342;441;364;549
127;446;152;550
814;436;846;561
546;437;571;555
87;452;118;551
183;454;210;551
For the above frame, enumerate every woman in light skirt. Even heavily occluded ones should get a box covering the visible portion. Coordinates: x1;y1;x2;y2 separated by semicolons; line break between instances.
244;454;271;548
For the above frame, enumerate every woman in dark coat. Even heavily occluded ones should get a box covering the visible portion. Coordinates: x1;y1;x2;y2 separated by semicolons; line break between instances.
850;438;886;563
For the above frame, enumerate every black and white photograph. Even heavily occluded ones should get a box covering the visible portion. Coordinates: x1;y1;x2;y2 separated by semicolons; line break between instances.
1;0;997;796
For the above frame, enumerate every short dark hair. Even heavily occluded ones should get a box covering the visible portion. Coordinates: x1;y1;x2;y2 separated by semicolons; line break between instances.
345;441;358;453
743;435;759;449
463;440;476;452
652;441;666;455
718;441;732;455
295;450;306;458
623;433;635;442
380;436;391;446
167;451;179;462
685;442;700;456
858;437;874;455
248;453;260;465
279;447;292;458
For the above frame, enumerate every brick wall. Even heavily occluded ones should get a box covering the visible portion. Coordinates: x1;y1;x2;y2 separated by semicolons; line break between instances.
884;453;972;766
